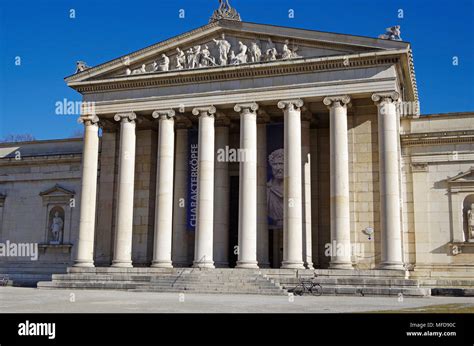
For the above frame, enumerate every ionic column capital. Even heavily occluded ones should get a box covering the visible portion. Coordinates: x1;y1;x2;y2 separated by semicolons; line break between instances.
114;112;137;123
234;102;259;114
371;91;400;106
192;106;217;117
77;114;100;126
323;95;351;109
277;99;304;111
152;109;176;120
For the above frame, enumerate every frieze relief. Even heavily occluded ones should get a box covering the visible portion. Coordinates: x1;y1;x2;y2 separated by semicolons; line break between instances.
122;34;302;77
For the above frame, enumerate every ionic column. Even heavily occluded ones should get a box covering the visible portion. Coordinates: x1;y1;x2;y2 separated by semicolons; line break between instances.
214;113;230;268
301;109;314;269
74;115;100;267
172;116;192;267
372;92;404;270
235;103;259;269
112;112;137;268
151;109;175;268
192;106;216;268
277;99;305;269
323;96;353;269
257;110;270;268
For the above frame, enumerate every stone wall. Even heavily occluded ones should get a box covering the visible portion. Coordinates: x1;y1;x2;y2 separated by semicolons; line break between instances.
0;139;82;277
401;113;474;271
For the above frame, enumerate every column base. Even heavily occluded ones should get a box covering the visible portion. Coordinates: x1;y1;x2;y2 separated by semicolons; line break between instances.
192;261;215;269
281;261;305;269
329;261;354;270
151;260;173;268
304;263;315;270
73;260;95;268
236;261;259;269
379;262;405;270
111;260;133;268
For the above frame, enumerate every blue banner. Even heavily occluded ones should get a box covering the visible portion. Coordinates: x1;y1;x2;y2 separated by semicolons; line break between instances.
186;129;199;231
266;123;284;230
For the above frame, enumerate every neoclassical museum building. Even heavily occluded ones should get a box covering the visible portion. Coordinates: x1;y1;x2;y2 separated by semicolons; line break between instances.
1;2;473;293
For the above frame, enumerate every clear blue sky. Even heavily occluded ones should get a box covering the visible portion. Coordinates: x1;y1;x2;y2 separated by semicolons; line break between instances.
0;0;473;140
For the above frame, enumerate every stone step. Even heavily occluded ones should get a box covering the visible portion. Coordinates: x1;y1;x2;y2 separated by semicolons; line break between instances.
419;279;474;287
431;288;474;297
316;286;430;297
132;287;286;295
50;274;272;284
412;271;474;279
277;277;420;287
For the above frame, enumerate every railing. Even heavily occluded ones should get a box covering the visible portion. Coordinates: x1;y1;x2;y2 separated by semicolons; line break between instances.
171;255;206;288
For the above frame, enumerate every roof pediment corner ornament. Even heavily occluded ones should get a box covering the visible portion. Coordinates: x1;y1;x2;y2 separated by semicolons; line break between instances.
378;25;402;41
209;0;242;23
75;60;91;74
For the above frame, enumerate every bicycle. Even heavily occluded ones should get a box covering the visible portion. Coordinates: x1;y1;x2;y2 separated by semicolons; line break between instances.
0;275;9;287
292;277;323;296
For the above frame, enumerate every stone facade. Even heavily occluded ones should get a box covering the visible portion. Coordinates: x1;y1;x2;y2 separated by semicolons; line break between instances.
1;13;473;284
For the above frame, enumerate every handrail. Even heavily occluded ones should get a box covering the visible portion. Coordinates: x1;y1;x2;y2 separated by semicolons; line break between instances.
171;255;206;288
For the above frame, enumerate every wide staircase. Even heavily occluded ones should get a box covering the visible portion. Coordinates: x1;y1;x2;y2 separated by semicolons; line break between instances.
262;269;431;297
37;267;437;296
37;267;287;295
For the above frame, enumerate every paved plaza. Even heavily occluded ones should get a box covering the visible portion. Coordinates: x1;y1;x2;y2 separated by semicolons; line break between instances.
1;287;473;313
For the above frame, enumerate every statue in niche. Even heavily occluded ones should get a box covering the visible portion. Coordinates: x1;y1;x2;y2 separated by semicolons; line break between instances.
249;41;262;63
467;204;474;242
230;41;248;65
175;48;186;70
154;54;170;72
213;33;231;66
378;25;402;41
267;149;284;229
50;211;64;244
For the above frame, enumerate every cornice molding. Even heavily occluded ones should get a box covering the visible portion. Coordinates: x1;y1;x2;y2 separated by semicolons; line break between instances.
401;130;474;146
71;53;401;94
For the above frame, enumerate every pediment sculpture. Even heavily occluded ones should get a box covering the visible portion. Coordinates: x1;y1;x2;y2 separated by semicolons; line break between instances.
123;34;303;76
378;25;402;41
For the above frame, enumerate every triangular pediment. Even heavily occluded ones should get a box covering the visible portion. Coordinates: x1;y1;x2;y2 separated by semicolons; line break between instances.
448;168;474;183
66;20;410;84
39;184;75;197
